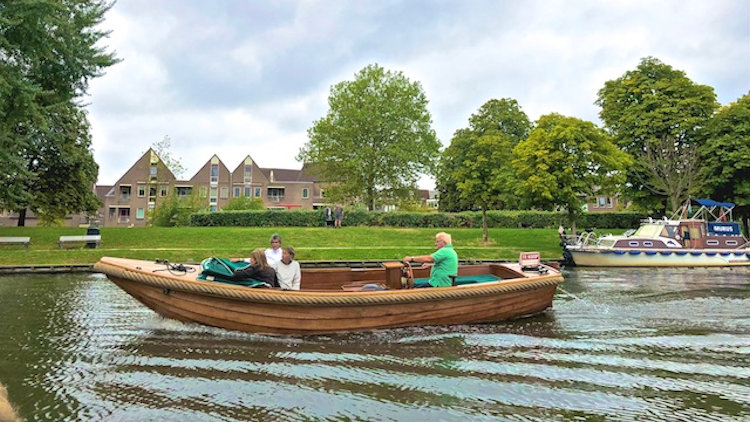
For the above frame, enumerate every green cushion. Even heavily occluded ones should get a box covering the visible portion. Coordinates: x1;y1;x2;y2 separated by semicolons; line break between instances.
414;274;500;286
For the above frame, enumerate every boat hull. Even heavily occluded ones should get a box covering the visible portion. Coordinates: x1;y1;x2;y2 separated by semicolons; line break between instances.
568;248;750;267
96;257;563;335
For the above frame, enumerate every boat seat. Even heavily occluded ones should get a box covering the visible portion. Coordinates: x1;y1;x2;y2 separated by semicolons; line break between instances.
414;274;501;287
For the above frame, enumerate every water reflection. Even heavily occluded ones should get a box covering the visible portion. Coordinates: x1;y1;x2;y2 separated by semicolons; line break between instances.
0;268;748;421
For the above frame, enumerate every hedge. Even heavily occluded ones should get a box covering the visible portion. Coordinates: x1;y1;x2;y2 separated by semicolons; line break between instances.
189;209;644;229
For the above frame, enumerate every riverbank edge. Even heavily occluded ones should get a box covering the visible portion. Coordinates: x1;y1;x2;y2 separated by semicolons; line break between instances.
0;259;563;274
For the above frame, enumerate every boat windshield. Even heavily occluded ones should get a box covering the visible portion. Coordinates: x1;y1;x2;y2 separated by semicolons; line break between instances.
632;224;667;238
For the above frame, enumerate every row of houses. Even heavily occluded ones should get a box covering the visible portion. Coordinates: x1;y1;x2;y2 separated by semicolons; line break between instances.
99;149;327;227
0;148;616;227
1;149;327;227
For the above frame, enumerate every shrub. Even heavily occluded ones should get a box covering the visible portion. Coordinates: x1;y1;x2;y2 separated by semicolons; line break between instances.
190;209;644;229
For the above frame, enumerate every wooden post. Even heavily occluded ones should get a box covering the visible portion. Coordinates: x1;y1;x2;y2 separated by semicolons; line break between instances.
381;262;404;290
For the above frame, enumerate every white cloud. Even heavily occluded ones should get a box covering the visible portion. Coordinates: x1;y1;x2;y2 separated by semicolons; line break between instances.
86;0;750;189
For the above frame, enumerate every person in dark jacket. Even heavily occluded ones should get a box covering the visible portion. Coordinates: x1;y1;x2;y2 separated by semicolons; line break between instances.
229;248;278;287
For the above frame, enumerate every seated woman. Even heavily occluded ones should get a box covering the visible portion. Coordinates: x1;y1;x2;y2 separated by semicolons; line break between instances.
229;248;278;287
274;246;301;290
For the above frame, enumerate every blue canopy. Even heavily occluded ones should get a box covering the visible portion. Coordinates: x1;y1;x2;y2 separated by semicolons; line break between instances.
695;199;735;208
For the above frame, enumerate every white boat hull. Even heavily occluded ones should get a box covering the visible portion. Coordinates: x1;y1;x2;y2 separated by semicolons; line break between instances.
568;248;750;267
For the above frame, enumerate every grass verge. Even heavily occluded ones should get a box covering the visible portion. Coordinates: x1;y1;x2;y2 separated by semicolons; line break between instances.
0;226;568;266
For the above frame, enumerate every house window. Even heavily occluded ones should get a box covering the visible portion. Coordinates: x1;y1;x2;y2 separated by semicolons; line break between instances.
149;187;157;197
160;186;168;197
119;186;131;201
220;187;228;198
254;187;261;197
267;188;284;202
244;164;252;183
137;185;146;197
599;197;606;207
209;205;217;212
136;208;144;219
302;188;309;199
234;187;241;197
210;187;217;198
210;164;219;183
200;186;207;198
118;208;130;223
606;197;613;208
150;165;157;177
176;187;192;197
245;187;251;197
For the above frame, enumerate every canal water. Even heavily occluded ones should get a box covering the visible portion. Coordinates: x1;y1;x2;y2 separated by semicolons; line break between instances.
0;268;748;421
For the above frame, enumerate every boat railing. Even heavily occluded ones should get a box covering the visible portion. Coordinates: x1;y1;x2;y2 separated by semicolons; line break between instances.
560;231;599;246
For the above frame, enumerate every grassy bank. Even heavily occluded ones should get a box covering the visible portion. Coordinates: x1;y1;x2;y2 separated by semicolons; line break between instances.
0;226;567;266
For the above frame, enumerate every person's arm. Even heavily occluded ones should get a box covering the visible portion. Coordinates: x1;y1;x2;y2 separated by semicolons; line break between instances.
402;255;435;264
229;264;260;281
292;262;301;290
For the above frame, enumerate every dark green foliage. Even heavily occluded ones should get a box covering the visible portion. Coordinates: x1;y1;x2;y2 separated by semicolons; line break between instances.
596;57;718;212
0;0;118;225
190;210;643;229
221;196;266;211
150;194;207;227
438;98;531;213
298;63;440;210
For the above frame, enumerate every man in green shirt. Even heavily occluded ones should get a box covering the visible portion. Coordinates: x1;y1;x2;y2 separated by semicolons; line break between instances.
403;232;458;287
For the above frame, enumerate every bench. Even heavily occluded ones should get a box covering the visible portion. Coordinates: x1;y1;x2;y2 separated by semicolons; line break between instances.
58;235;101;248
0;237;31;248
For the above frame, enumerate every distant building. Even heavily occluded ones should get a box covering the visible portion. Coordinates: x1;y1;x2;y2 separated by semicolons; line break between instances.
97;149;319;227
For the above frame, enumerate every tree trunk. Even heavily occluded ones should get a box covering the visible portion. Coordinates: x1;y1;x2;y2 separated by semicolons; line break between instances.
482;208;488;243
17;209;26;227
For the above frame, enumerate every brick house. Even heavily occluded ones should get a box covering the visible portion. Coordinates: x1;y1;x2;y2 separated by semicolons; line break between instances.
96;149;319;227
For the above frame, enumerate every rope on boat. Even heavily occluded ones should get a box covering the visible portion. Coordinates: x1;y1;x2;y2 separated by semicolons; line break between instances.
94;262;563;307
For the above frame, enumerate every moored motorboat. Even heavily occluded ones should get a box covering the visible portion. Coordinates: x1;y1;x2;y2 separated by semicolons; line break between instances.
94;256;563;335
562;199;750;267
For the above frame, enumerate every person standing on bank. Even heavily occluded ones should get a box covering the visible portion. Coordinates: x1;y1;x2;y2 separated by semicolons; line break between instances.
274;246;301;290
402;232;458;287
333;204;344;228
265;234;283;266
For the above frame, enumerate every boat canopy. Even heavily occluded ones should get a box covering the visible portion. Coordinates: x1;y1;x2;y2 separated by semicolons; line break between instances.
695;199;735;208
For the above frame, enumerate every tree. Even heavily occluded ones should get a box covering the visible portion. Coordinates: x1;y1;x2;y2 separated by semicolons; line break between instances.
152;135;187;179
0;0;118;225
222;196;265;211
150;193;207;227
437;98;531;214
297;64;440;210
596;57;718;213
512;114;632;231
698;93;750;234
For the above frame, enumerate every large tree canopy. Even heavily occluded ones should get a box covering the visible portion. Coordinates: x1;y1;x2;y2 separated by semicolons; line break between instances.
698;93;750;233
437;98;531;213
596;57;718;213
0;0;118;225
298;64;440;210
512;114;632;228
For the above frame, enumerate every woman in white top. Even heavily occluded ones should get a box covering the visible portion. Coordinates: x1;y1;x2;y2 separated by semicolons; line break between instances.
265;233;283;266
274;246;301;290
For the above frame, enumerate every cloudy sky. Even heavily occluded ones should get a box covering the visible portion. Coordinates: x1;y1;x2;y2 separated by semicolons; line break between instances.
86;0;750;187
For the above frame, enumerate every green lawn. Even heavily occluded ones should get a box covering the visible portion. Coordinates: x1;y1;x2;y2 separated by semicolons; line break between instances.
0;226;567;266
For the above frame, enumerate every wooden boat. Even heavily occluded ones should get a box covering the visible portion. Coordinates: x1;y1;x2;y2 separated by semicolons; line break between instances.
562;199;750;267
94;256;563;335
